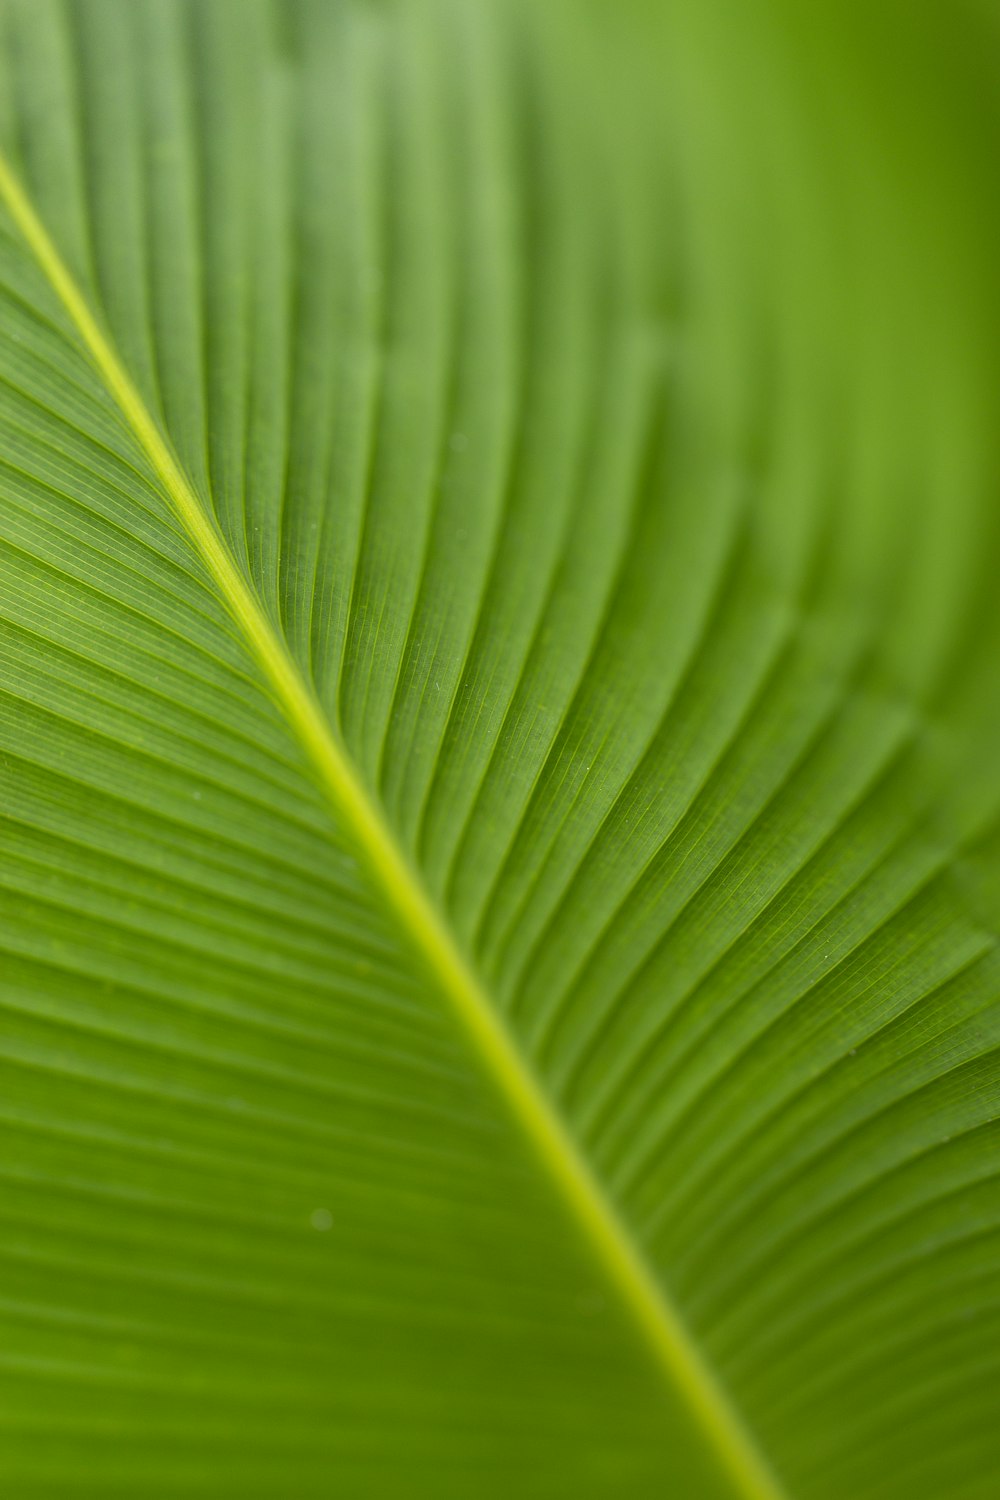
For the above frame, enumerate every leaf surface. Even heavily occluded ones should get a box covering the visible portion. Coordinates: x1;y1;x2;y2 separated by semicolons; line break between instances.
0;2;999;1497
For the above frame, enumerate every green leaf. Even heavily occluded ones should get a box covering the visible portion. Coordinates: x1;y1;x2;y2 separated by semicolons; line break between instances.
0;1;998;1496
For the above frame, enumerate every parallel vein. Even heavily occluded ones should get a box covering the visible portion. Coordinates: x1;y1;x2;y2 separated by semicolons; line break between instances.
0;147;787;1500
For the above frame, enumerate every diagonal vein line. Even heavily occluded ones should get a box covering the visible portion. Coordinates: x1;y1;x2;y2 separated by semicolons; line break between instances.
0;148;788;1500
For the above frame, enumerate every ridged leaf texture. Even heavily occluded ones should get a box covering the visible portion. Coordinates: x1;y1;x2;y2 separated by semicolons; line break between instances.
0;1;999;1496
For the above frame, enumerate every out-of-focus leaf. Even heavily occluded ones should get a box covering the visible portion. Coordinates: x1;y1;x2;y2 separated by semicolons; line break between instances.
0;2;998;1496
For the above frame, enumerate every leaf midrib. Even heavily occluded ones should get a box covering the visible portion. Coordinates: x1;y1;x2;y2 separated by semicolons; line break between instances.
0;148;787;1500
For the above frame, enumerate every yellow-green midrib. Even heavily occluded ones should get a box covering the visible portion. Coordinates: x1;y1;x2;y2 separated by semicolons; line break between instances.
0;145;788;1500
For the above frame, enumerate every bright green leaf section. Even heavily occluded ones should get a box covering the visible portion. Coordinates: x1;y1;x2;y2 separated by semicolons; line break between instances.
0;2;999;1498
